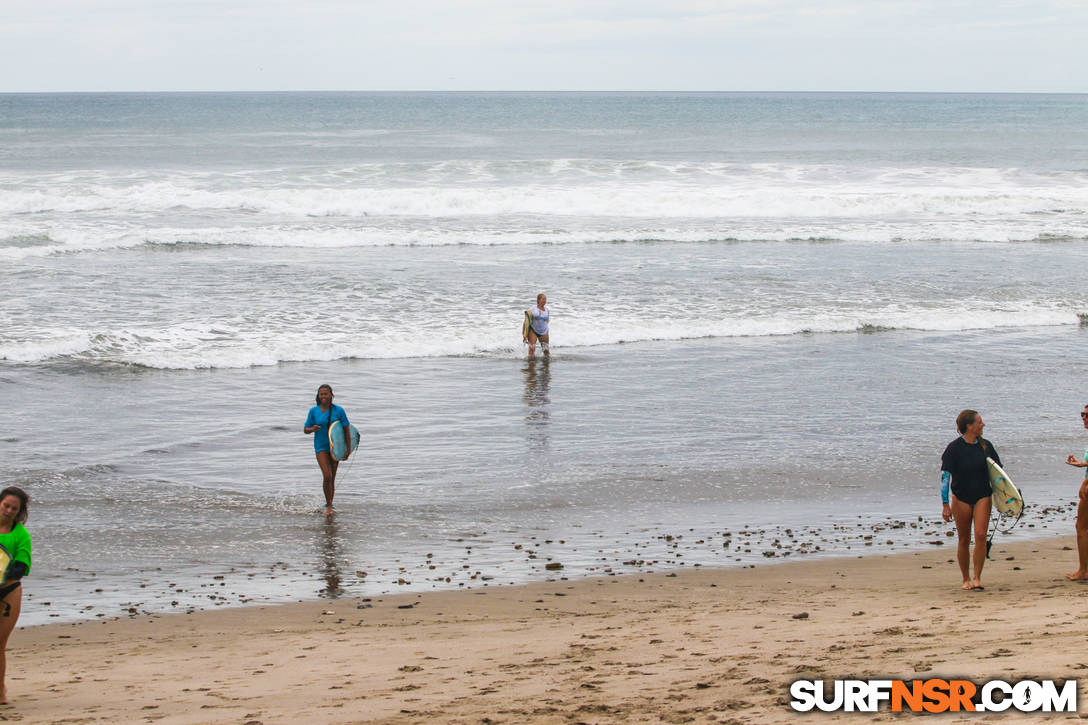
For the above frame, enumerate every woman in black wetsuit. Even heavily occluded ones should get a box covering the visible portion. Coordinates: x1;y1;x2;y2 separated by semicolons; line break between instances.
940;409;1001;591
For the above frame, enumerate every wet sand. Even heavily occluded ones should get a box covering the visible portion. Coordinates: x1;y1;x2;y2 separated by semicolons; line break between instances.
8;535;1088;723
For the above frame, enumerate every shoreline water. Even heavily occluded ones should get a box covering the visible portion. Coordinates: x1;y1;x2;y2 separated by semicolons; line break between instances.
10;533;1088;723
21;500;1075;627
12;325;1088;627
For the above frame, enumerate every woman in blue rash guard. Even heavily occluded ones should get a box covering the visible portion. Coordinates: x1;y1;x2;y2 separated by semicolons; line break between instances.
304;384;351;517
940;409;1001;591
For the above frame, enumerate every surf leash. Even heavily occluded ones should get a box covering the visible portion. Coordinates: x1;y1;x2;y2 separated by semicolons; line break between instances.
986;488;1026;559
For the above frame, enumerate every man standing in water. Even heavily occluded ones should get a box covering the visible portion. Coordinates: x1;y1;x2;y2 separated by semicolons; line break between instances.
524;293;550;359
1065;404;1088;581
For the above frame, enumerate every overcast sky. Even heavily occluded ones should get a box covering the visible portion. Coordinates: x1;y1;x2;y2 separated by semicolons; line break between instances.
3;0;1086;93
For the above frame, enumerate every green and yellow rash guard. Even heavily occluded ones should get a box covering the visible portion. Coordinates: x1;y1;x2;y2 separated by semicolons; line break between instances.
0;523;32;578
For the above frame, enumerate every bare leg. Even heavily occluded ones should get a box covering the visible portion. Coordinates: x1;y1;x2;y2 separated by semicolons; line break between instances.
950;496;974;589
316;451;338;516
970;497;992;588
527;330;538;359
0;586;23;704
1068;482;1088;580
539;333;550;357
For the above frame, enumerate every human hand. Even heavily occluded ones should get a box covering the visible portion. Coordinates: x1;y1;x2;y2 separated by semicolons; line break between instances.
941;503;952;523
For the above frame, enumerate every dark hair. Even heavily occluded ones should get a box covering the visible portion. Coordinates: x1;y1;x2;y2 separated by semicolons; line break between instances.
0;487;29;525
956;409;979;434
315;384;333;405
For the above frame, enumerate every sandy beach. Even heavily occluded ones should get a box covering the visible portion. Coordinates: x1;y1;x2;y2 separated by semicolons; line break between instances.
5;534;1086;724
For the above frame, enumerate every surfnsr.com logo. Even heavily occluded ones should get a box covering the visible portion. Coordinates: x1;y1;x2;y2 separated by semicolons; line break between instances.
789;679;1077;713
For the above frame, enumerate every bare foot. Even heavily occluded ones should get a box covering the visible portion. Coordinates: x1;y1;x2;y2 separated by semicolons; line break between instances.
962;582;973;590
1065;571;1088;581
324;506;334;517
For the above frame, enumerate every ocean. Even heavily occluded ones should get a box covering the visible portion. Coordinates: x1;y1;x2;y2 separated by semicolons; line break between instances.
2;91;1088;624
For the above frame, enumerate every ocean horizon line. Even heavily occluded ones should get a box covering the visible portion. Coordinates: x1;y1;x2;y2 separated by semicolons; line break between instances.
3;89;1086;97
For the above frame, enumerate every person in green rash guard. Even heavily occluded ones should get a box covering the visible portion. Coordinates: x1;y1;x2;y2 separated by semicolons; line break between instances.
0;487;30;705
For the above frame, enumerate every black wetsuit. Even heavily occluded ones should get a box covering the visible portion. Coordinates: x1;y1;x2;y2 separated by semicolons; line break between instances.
941;437;1001;506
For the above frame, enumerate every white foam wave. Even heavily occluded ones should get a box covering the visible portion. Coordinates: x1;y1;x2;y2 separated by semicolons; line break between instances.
2;218;1087;261
3;175;1085;220
0;330;92;363
2;162;1085;215
2;306;1079;370
2;161;1085;259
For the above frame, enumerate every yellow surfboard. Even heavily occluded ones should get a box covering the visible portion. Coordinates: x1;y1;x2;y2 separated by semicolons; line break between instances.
0;544;11;586
521;310;531;340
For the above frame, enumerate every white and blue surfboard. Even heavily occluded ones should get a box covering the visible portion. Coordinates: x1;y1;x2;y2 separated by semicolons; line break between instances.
329;420;360;462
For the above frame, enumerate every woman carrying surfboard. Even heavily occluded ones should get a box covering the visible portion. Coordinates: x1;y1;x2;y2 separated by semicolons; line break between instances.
940;409;1002;591
1063;404;1088;581
523;293;550;359
0;487;31;704
304;384;352;517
